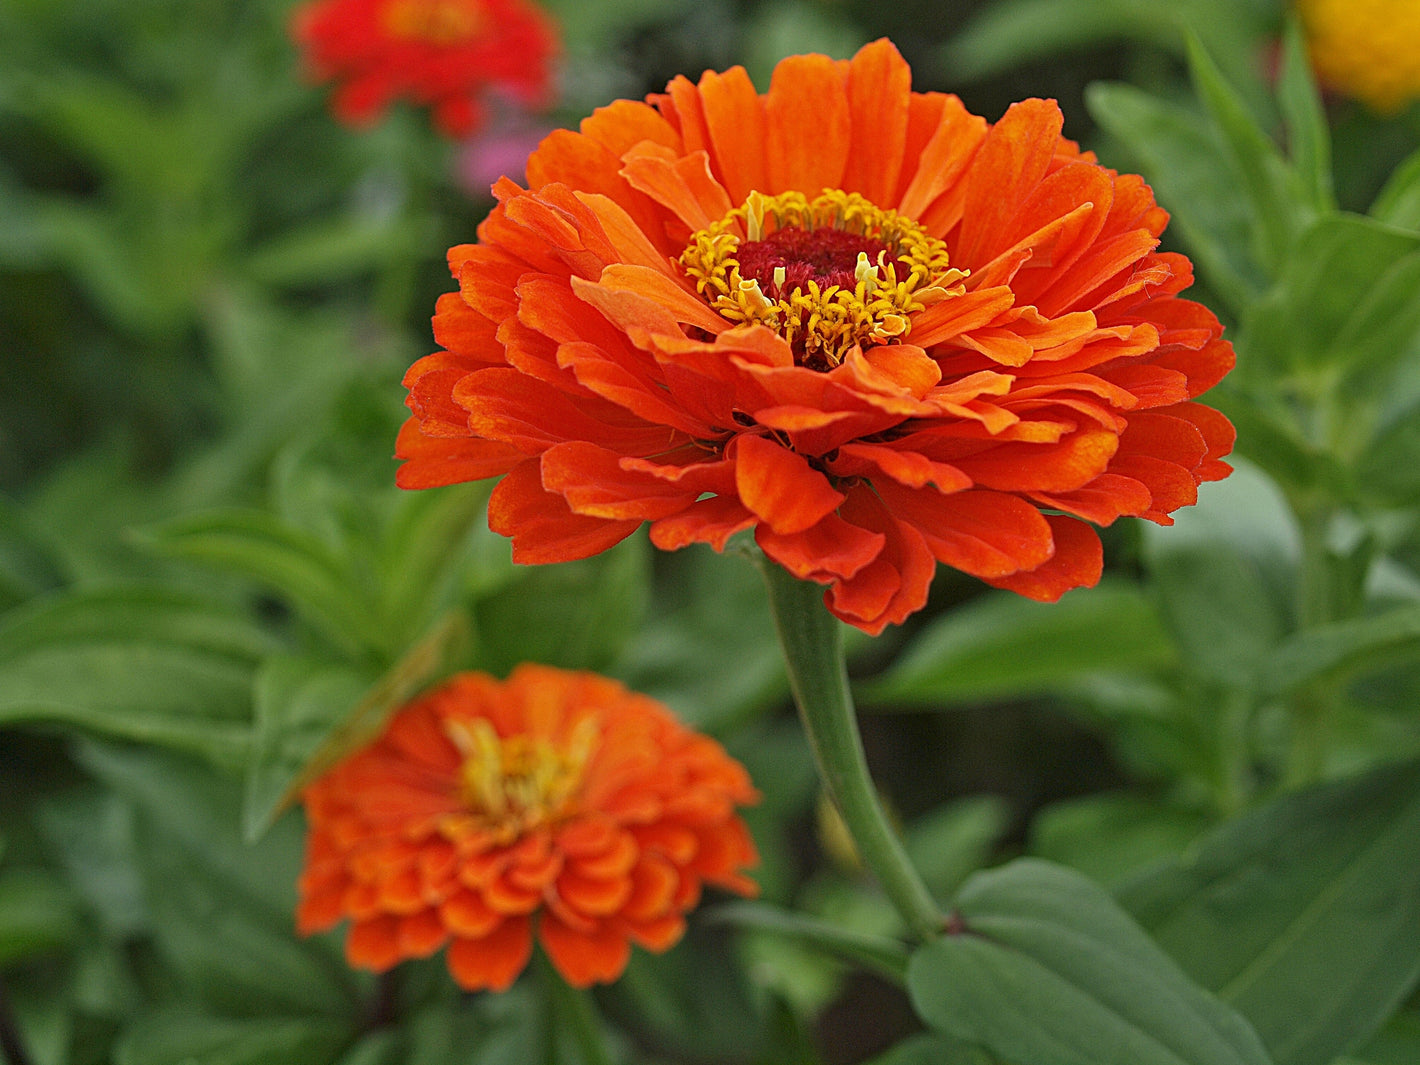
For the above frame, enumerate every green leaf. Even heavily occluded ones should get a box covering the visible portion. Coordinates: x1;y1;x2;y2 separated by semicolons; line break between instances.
375;482;499;637
1356;400;1420;504
474;535;650;675
1148;544;1286;688
0;494;66;610
861;582;1176;707
140;508;379;656
243;655;372;843
1086;82;1265;312
615;543;784;730
1186;32;1310;275
77;742;361;1018
1119;757;1420;1065
1347;1011;1420;1065
1237;215;1420;382
1256;605;1420;698
242;611;468;842
113;1010;352;1065
0;867;81;965
908;859;1272;1065
905;796;1010;899
0;588;270;766
1275;17;1334;214
1370;147;1420;231
1031;793;1212;887
863;1033;994;1065
707;900;911;983
0;586;279;663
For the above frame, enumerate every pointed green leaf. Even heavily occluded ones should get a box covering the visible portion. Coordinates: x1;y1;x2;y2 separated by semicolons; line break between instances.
1256;605;1420;697
140;508;378;655
242;611;468;842
1086;81;1265;312
1149;544;1285;688
1370;147;1420;231
1186;33;1309;274
862;582;1175;707
113;1011;352;1065
908;859;1272;1065
1275;17;1334;214
1120;758;1420;1065
78;742;360;1017
0;589;269;766
1237;215;1420;381
708;900;910;982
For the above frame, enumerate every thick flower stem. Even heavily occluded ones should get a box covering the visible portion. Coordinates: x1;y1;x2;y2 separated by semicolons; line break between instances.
760;559;944;942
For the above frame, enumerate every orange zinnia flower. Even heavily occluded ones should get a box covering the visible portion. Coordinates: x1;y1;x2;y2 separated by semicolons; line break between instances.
397;40;1235;634
297;665;758;991
292;0;558;138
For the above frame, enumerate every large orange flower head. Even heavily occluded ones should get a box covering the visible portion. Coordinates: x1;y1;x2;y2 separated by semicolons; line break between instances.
1297;0;1420;112
292;0;559;138
397;40;1235;634
297;665;759;991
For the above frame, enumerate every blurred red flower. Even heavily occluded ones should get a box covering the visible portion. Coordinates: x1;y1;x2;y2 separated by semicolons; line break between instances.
397;39;1235;633
297;665;759;991
292;0;558;137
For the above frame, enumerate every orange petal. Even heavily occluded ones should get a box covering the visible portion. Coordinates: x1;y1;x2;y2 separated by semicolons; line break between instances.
830;442;972;493
765;53;851;194
540;914;633;988
489;459;642;563
440;889;502;937
985;515;1102;601
756;511;886;581
1030;473;1153;525
952;428;1119;493
875;484;1054;578
346;915;402;971
540;441;701;521
842;40;913;206
620;143;734;233
394;418;524;490
446;917;533;992
734;434;845;535
955;99;1064;269
556;870;634;917
697;65;768;205
397;910;448;958
897;94;988;223
649;496;757;552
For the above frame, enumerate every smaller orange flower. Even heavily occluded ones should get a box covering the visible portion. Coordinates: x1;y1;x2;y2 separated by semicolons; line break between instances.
297;665;759;991
291;0;559;137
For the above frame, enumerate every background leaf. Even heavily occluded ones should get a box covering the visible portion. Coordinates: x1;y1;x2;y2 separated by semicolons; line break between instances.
907;859;1272;1065
862;581;1176;707
1119;757;1420;1065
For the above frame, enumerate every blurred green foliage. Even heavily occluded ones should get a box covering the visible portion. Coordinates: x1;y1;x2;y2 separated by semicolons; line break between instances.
3;0;1420;1063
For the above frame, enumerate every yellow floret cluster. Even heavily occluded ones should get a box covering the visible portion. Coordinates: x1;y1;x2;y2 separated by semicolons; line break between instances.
1297;0;1420;112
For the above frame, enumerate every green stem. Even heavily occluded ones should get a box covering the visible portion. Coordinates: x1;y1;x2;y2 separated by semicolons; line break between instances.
759;559;944;942
1289;501;1340;787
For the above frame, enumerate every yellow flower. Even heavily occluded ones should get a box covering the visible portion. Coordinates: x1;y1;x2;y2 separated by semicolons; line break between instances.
1297;0;1420;112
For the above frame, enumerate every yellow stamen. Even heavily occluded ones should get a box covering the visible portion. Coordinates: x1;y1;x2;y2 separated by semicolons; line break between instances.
680;189;968;368
445;716;598;842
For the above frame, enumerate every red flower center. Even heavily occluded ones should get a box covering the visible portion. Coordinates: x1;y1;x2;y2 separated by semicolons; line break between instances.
381;0;484;45
736;227;906;299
